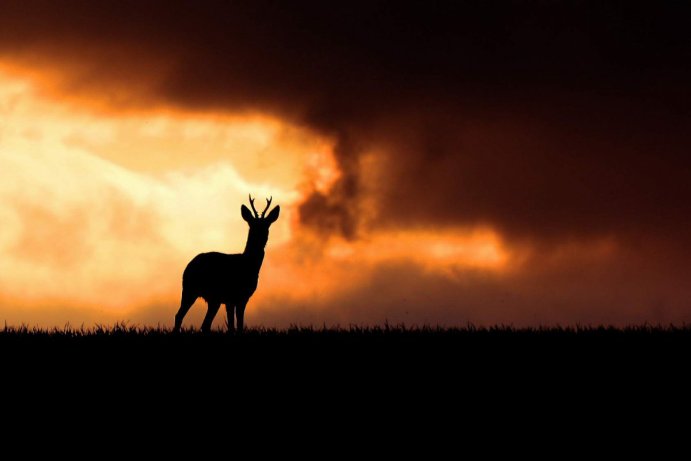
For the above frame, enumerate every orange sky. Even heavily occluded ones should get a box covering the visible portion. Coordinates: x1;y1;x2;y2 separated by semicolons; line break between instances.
1;60;690;328
0;66;514;327
1;3;690;328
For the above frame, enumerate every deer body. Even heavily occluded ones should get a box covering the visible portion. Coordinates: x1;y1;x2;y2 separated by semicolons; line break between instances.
184;251;262;304
174;197;279;333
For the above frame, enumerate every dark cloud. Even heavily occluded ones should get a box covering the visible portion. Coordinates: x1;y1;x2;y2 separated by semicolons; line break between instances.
1;0;690;245
371;103;691;247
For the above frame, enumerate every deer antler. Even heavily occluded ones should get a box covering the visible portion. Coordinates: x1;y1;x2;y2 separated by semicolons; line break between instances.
261;197;273;218
248;194;259;218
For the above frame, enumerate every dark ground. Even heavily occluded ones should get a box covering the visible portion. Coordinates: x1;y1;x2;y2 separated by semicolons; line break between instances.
3;324;688;384
2;325;687;445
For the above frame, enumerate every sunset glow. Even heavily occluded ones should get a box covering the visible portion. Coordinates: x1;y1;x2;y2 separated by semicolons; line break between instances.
2;3;690;328
0;67;510;326
0;67;321;314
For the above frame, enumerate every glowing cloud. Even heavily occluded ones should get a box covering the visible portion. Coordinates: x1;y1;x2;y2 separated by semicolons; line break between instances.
0;68;334;313
0;66;516;326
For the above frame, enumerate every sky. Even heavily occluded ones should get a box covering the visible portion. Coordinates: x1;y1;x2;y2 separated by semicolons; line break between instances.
0;1;690;327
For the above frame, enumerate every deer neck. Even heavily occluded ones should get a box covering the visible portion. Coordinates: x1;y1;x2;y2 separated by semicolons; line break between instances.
243;236;266;272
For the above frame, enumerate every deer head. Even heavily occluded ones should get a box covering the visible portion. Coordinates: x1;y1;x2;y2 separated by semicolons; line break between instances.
241;195;280;251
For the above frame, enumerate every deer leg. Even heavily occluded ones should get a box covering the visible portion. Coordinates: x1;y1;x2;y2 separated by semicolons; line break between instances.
174;289;196;333
201;301;221;333
225;304;236;333
236;301;247;333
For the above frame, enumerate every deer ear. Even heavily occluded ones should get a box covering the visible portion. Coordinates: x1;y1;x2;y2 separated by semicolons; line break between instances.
265;205;280;224
241;205;254;222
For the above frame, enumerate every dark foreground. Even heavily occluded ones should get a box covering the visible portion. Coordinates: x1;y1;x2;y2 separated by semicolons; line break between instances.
3;324;689;375
2;325;688;440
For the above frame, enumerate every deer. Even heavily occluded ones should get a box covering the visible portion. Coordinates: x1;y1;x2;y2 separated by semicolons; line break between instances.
173;195;280;333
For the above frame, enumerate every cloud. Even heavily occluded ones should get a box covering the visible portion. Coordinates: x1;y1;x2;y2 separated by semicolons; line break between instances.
1;2;689;245
1;2;690;326
253;242;691;328
0;73;308;315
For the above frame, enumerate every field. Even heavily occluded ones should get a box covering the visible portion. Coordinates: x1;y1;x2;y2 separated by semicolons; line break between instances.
4;322;690;346
2;324;687;431
3;323;689;373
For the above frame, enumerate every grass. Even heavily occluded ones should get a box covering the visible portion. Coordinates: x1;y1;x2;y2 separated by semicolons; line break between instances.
2;323;688;413
2;322;689;364
1;321;689;338
3;321;691;350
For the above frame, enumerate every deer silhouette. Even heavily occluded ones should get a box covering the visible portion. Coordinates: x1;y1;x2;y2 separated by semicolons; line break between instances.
173;196;280;333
